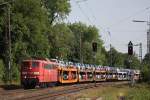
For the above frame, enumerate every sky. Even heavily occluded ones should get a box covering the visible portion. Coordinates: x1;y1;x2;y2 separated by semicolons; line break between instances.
67;0;150;58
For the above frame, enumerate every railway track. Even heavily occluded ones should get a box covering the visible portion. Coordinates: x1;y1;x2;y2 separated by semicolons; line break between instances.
0;83;76;96
11;84;88;100
0;85;71;100
3;81;129;100
27;84;96;100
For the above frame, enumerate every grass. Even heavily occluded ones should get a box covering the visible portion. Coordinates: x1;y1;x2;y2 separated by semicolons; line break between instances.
126;84;150;100
69;83;150;100
0;81;21;90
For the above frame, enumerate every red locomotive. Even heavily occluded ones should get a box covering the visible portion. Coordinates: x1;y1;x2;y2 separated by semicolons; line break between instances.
21;58;58;89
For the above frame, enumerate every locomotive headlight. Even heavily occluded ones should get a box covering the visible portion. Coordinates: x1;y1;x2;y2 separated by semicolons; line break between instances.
33;72;40;75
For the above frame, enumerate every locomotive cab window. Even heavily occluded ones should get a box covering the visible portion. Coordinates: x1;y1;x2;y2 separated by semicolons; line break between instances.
32;62;39;68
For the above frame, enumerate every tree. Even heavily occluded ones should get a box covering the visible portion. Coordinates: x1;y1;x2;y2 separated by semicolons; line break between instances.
48;23;75;60
0;0;71;83
0;59;4;82
141;64;150;82
143;53;150;65
106;47;124;67
0;0;50;83
68;22;106;64
42;0;71;24
105;47;141;69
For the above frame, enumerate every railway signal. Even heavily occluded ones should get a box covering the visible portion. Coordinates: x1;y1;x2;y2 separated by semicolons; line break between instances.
128;41;133;55
92;42;97;52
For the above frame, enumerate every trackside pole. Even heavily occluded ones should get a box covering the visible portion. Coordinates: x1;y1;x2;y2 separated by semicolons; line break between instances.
92;42;97;87
94;52;96;87
128;55;135;87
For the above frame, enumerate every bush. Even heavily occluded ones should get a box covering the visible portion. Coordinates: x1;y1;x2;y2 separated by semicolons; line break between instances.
141;64;150;82
11;63;20;82
0;59;4;82
1;60;20;84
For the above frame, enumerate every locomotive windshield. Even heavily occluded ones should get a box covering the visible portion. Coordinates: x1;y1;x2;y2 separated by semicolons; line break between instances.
32;62;39;68
22;61;39;69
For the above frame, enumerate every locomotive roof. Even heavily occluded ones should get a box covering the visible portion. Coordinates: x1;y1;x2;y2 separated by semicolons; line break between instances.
22;59;58;65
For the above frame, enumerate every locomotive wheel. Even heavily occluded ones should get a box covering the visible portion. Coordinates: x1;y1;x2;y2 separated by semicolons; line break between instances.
30;83;36;89
23;83;31;89
23;81;29;89
23;83;36;89
40;83;47;88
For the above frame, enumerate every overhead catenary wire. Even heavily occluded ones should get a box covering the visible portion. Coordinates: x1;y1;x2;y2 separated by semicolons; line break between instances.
85;2;110;47
109;6;150;28
74;0;111;47
107;6;150;54
84;1;110;36
74;0;108;32
76;0;110;32
73;0;148;56
84;1;97;22
74;0;93;25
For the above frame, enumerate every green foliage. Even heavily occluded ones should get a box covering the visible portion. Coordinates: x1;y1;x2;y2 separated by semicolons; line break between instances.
126;84;150;100
106;47;126;67
11;62;20;82
123;55;140;69
11;0;50;83
107;47;122;67
0;59;4;82
143;53;150;65
48;23;75;60
48;22;106;64
42;0;71;24
0;0;71;83
141;53;150;82
141;65;150;82
106;47;141;69
130;56;141;69
12;0;50;57
68;22;106;64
